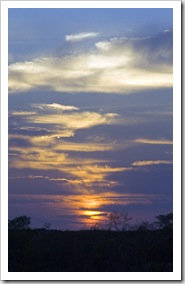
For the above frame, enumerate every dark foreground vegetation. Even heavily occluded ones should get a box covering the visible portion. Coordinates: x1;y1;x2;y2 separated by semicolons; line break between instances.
9;213;173;272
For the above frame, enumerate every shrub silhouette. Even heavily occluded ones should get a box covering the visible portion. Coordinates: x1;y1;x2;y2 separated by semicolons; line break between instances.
91;211;133;231
107;211;133;231
136;221;153;231
154;213;173;229
43;222;51;230
8;216;31;230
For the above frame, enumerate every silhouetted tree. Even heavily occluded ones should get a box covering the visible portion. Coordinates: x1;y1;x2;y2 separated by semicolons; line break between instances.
90;211;133;231
154;213;173;229
91;222;105;231
107;211;133;231
136;221;154;231
43;222;51;230
8;215;31;230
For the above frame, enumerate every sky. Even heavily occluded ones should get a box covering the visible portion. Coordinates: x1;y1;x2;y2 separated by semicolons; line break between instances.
8;8;173;230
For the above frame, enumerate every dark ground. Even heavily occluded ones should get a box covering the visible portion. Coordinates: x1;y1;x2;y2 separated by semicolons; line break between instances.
8;229;173;272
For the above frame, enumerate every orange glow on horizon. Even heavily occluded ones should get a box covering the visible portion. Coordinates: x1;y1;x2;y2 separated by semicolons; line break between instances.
83;210;104;220
83;210;105;223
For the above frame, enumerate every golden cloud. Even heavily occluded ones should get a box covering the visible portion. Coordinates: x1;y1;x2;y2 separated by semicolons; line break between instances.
54;140;117;152
26;111;119;130
9;131;133;191
65;165;132;186
133;138;173;145
9;143;131;189
9;107;120;141
8;105;129;187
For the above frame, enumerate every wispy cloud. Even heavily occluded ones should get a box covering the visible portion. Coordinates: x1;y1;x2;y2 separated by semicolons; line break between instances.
65;165;133;187
9;106;119;139
65;32;99;42
9;107;132;191
9;106;129;189
9;143;132;191
9;133;121;152
33;103;79;111
132;160;172;166
54;140;118;152
133;138;173;145
8;106;130;190
9;31;172;94
26;111;119;130
11;111;37;116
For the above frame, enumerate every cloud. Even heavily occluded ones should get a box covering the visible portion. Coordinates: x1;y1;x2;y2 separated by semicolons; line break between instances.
54;140;117;152
65;32;99;42
33;103;79;111
95;41;111;51
9;106;119;140
9;31;173;94
132;160;173;166
9;133;121;152
11;111;37;116
9;175;50;180
9;138;132;190
26;111;119;130
9;124;133;191
65;165;133;186
133;138;173;145
8;106;130;190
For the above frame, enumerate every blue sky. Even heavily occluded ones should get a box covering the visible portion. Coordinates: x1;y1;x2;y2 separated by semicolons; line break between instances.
8;8;172;63
8;8;173;230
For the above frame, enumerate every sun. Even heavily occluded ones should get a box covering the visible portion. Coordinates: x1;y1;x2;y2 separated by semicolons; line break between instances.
84;210;103;220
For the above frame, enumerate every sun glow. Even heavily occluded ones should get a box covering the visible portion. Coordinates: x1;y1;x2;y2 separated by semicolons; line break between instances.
84;210;102;216
83;210;104;221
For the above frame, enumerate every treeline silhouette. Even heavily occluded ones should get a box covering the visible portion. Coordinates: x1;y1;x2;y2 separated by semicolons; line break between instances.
8;212;173;272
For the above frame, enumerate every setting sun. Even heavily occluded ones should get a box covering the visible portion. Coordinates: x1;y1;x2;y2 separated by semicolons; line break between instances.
83;210;104;220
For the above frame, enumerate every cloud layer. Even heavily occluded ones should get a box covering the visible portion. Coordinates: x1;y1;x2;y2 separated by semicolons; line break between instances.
9;31;172;94
9;104;131;192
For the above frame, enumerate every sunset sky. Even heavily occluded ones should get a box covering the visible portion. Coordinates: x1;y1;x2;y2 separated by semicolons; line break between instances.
8;8;173;230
